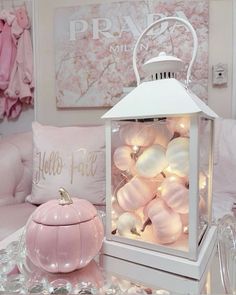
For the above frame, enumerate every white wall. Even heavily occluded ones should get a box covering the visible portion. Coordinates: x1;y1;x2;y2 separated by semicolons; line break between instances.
0;108;34;136
34;0;235;125
0;0;234;135
208;0;233;118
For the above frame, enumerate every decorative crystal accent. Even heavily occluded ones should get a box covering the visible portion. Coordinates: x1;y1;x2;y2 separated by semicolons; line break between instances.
3;274;25;293
48;279;72;294
73;281;97;294
101;283;122;294
218;214;236;294
26;275;49;294
6;241;20;258
0;249;16;276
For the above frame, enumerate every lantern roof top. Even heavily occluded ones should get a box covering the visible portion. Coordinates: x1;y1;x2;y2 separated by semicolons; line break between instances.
102;78;218;120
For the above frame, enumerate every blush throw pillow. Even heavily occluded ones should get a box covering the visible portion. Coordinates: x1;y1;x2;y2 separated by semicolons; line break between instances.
26;122;105;205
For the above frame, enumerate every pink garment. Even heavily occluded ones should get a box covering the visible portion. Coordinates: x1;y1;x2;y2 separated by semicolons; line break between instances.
0;9;15;26
0;94;22;119
0;22;16;90
5;98;22;119
0;91;5;119
0;19;4;32
15;7;30;30
5;28;33;103
0;20;4;54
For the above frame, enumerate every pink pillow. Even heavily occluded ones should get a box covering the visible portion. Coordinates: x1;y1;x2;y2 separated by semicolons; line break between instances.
26;122;105;205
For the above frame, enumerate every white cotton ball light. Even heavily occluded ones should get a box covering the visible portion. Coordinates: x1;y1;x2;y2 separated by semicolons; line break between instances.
166;137;189;177
136;144;168;178
116;212;141;237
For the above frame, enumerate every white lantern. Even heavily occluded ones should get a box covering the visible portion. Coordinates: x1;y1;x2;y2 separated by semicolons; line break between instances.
102;17;217;279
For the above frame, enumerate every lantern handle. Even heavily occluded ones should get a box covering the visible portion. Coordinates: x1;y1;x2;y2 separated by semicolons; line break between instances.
132;16;198;88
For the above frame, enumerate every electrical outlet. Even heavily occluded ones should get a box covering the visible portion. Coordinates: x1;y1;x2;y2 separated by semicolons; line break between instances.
212;63;228;86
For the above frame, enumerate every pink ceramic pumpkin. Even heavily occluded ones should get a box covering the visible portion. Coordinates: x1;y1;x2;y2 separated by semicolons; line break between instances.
25;188;104;273
146;198;182;244
117;176;156;211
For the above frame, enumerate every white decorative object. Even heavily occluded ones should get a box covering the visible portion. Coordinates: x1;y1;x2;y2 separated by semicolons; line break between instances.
102;16;217;279
116;212;142;237
136;144;168;178
166;137;189;177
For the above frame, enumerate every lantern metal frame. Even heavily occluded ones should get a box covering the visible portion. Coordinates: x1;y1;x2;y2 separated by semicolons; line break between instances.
102;17;217;279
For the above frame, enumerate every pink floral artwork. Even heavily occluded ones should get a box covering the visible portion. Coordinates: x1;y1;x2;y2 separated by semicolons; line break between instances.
54;0;208;108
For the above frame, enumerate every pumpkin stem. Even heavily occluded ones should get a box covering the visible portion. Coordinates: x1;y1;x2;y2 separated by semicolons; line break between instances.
59;187;73;205
161;171;166;178
130;228;141;236
141;218;152;232
111;228;117;235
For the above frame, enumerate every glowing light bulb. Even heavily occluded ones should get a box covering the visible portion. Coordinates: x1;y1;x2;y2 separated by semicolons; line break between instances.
169;176;177;182
199;172;207;190
183;226;189;234
165;166;173;173
157;186;162;192
132;145;140;153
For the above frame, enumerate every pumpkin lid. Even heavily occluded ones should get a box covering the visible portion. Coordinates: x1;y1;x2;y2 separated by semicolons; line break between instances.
31;189;98;226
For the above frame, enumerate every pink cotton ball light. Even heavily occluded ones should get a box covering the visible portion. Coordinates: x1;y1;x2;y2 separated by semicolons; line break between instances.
146;198;183;244
25;188;104;273
117;176;156;211
153;123;174;148
113;145;135;171
167;117;190;137
160;177;189;214
119;122;157;147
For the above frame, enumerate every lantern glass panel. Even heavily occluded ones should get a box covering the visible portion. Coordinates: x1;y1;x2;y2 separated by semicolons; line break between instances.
198;117;212;244
110;117;191;253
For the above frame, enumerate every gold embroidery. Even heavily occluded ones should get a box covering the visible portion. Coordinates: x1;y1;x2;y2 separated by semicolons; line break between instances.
34;151;63;184
70;148;98;184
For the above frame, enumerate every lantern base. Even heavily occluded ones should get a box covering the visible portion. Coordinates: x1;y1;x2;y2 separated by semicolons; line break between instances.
102;225;217;280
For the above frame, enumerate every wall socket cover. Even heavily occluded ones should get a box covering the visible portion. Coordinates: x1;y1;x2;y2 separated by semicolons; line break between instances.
212;63;228;86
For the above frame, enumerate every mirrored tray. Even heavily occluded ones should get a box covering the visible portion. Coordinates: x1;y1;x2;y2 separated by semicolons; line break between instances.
0;229;167;294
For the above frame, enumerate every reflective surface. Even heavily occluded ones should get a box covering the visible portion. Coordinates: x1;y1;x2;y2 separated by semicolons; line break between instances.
0;227;226;295
218;214;236;294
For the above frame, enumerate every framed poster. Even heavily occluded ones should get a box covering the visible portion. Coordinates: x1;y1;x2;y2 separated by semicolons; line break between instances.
54;0;209;108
